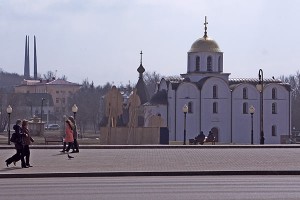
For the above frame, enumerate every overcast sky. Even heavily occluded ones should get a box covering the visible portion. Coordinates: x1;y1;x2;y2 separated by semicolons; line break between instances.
0;0;299;86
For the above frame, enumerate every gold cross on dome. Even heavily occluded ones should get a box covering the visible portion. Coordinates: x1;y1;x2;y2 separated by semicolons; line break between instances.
204;16;208;38
140;50;143;64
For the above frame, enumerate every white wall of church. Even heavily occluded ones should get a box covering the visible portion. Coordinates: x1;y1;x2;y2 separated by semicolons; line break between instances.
232;84;260;144
175;83;200;141
263;84;290;144
187;52;223;73
200;77;231;143
231;83;291;144
167;85;176;140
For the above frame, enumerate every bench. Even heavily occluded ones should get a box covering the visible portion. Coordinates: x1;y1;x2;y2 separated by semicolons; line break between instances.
44;136;63;145
205;137;216;145
189;136;215;145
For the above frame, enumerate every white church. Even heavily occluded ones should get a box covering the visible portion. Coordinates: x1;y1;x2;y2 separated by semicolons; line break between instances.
144;18;291;144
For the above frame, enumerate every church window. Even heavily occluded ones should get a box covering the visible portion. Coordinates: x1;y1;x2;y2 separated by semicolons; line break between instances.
213;85;218;99
218;56;221;72
272;125;277;136
196;56;200;71
213;102;218;113
272;102;277;114
272;88;277;99
243;102;248;114
243;87;248;99
207;56;212;72
56;98;59;103
188;102;193;113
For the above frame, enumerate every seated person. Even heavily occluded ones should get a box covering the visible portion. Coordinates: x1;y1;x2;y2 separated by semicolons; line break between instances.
206;131;215;142
195;131;205;144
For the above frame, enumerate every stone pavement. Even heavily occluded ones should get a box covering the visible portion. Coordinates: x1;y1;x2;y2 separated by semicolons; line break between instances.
1;145;300;178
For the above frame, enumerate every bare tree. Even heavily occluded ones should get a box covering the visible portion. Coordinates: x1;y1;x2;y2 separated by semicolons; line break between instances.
71;79;111;135
281;71;300;130
43;70;67;81
143;71;162;97
43;71;56;80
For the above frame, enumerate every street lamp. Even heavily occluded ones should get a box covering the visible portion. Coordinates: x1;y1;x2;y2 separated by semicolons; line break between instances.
257;69;265;144
41;98;45;123
249;105;255;145
182;104;188;145
72;104;78;119
6;105;12;145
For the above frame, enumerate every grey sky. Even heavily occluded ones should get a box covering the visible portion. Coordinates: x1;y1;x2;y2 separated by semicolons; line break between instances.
0;0;299;86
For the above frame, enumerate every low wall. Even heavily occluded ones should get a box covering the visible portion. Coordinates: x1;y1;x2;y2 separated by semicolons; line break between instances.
100;127;160;145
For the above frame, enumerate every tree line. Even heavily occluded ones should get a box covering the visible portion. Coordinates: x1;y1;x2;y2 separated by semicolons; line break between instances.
280;71;300;130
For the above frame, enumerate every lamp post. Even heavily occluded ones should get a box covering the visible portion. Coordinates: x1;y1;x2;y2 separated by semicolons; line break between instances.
257;69;265;144
6;105;12;145
72;104;78;119
249;105;255;145
41;98;45;123
182;104;188;145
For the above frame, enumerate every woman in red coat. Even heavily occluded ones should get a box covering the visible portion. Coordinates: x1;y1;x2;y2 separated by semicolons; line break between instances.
22;120;34;167
64;119;74;152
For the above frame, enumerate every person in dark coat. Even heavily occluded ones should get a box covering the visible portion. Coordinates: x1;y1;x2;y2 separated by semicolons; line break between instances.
5;119;27;168
195;131;205;145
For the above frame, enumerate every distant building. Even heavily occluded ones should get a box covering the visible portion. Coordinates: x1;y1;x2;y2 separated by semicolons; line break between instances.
12;93;56;122
15;78;81;115
144;18;291;144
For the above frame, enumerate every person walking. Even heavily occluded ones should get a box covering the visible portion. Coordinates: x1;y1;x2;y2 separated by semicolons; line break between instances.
5;119;27;168
64;119;74;153
22;119;34;167
68;116;79;153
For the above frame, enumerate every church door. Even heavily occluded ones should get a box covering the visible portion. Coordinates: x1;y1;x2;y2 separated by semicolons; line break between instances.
211;127;219;142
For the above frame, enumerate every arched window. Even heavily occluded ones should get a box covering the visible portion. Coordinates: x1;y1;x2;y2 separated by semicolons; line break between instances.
272;125;277;136
207;56;212;72
272;88;277;99
188;102;193;113
272;102;277;114
213;102;218;114
195;56;200;71
243;102;248;114
218;56;221;72
243;87;248;99
213;85;218;99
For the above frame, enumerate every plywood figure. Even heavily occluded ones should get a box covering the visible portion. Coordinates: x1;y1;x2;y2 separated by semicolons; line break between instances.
104;86;123;127
127;88;141;128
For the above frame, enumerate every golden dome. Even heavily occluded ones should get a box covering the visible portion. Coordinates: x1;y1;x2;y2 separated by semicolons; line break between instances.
189;36;221;53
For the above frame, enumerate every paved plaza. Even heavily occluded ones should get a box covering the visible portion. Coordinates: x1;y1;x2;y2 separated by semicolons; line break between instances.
1;145;300;178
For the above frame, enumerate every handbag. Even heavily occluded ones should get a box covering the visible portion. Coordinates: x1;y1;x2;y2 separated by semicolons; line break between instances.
10;132;17;143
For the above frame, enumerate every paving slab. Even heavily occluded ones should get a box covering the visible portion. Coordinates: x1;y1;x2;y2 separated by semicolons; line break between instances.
1;146;300;178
